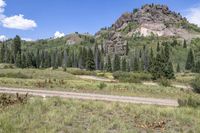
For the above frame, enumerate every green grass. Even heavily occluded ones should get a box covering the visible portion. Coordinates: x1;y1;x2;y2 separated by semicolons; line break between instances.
0;97;199;133
0;68;199;99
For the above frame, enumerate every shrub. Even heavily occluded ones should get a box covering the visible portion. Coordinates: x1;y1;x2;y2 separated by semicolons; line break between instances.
178;96;200;108
113;71;152;83
0;72;31;79
191;75;200;93
158;78;171;87
67;68;96;76
97;82;107;90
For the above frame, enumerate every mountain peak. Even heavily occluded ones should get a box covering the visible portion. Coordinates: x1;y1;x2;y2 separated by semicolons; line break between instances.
103;4;200;39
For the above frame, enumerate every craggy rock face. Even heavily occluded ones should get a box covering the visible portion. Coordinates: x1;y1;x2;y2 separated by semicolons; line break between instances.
97;4;200;55
112;4;187;36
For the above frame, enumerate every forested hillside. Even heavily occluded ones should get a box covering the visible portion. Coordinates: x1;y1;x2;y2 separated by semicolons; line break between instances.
0;4;200;80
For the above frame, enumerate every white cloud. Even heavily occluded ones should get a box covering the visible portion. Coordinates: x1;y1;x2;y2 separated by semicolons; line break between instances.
186;5;200;27
0;0;37;30
0;35;7;41
0;0;6;14
54;31;65;39
2;14;37;30
22;38;33;42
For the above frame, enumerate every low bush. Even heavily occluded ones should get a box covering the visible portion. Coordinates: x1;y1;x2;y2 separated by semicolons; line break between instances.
0;72;31;79
67;68;96;76
158;78;171;87
0;93;28;108
178;96;200;108
0;64;15;69
113;71;152;83
97;82;107;90
191;75;200;93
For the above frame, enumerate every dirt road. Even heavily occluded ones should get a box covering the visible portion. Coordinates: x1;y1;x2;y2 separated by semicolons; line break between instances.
0;87;178;107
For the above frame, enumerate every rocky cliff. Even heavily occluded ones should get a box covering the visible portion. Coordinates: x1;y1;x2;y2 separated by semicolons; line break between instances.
96;4;200;55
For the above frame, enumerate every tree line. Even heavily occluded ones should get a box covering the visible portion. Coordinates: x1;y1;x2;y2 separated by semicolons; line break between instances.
0;35;199;79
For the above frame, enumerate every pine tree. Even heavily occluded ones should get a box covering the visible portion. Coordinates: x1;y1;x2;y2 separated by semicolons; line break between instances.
21;53;26;68
133;57;139;71
164;44;170;61
63;49;68;69
15;52;21;68
126;43;129;55
176;63;181;73
106;55;112;72
0;43;5;63
113;54;120;72
164;61;175;79
94;44;100;70
185;49;195;70
193;60;200;73
54;52;59;69
151;53;165;79
148;48;154;72
126;59;130;72
157;42;160;52
183;40;187;48
121;57;127;71
86;48;95;71
13;35;21;62
35;49;40;68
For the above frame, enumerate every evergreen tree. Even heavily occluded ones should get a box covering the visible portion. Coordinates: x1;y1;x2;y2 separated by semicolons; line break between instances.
126;59;130;72
121;57;127;71
193;60;200;73
157;42;160;52
13;35;21;62
164;61;175;79
63;49;68;69
171;39;178;47
0;43;5;63
164;44;170;61
183;40;187;48
54;52;59;69
86;48;95;71
106;55;112;72
126;43;129;55
176;63;181;73
15;52;21;68
21;53;26;68
151;53;165;79
35;49;40;68
133;57;139;71
148;48;154;72
185;49;195;70
113;54;120;72
94;44;100;70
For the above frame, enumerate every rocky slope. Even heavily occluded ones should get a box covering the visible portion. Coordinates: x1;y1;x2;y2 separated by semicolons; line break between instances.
96;4;200;55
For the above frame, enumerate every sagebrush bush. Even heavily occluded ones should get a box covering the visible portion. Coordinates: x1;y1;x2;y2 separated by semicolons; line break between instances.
67;68;96;76
191;75;200;93
113;71;152;83
97;82;107;90
0;72;31;79
158;78;171;87
178;96;200;108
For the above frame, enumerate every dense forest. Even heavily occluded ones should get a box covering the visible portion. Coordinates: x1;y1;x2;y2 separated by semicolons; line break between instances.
0;35;200;80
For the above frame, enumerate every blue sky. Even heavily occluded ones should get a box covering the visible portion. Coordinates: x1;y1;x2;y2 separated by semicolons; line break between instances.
0;0;200;41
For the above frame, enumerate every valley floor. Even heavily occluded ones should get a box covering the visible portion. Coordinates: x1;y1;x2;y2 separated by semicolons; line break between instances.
0;67;199;132
0;97;199;133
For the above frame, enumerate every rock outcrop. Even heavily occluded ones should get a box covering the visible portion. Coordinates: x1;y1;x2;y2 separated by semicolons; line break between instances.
96;4;200;55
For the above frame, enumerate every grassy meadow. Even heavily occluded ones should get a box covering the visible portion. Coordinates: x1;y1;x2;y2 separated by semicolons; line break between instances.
0;97;199;133
0;65;200;132
0;66;198;100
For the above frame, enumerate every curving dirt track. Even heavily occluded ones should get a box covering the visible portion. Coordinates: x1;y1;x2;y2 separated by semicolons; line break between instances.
0;87;178;107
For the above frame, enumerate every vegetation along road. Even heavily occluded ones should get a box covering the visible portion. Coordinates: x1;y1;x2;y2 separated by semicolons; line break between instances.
0;87;179;107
